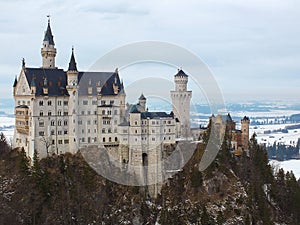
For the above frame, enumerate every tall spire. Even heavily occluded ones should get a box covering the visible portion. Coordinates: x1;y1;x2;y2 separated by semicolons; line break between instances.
44;15;55;45
68;47;77;71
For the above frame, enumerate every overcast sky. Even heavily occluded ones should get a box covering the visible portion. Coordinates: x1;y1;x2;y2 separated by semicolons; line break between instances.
0;0;300;103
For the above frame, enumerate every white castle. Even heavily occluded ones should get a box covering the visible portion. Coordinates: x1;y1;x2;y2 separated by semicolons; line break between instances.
13;19;193;168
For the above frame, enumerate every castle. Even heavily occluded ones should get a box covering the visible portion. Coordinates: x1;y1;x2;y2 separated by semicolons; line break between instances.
12;19;192;166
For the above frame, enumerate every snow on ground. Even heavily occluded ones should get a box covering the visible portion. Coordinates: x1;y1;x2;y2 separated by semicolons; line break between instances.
250;124;300;147
270;159;300;180
0;116;14;127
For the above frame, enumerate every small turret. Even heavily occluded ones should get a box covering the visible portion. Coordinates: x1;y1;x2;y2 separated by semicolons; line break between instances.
138;93;146;112
67;47;78;88
13;76;18;96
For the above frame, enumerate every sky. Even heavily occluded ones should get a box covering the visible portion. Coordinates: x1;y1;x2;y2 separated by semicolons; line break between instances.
0;0;300;103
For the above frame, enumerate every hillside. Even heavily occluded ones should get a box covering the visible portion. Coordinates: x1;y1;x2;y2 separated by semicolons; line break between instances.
0;132;300;224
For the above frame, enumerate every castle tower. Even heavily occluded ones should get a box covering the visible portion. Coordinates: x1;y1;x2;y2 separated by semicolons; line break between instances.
66;48;79;153
241;116;250;150
138;93;146;112
41;17;57;68
170;69;192;138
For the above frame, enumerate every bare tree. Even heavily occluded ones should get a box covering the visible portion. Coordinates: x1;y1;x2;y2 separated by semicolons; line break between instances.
40;136;53;156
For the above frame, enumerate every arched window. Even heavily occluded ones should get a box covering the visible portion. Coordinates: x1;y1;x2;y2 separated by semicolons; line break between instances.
64;120;68;126
58;120;62;126
109;137;112;142
115;137;118;142
103;137;105;142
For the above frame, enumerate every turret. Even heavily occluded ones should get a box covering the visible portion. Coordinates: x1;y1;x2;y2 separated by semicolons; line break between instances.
138;93;146;112
41;17;57;68
241;116;250;150
174;69;188;91
67;47;78;89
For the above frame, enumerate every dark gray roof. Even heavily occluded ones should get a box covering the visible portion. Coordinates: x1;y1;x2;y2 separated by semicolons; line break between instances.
242;116;250;121
129;104;139;113
44;21;55;45
68;48;77;71
78;71;123;96
141;111;172;119
16;105;29;109
24;67;68;96
23;67;124;97
139;93;146;100
13;77;17;87
174;69;188;77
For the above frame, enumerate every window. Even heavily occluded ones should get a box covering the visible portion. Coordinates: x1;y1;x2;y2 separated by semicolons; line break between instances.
103;138;105;142
78;120;82;125
52;140;55;145
152;138;155;141
39;101;43;106
101;100;105;105
110;100;114;105
88;111;91;115
64;139;69;144
58;110;62;116
58;130;62;135
102;110;105;115
152;130;155;133
40;111;43;116
94;129;97;133
64;130;68;134
108;110;111;115
51;120;55;126
39;131;44;136
108;128;112;133
83;100;88;105
88;129;90;134
109;137;112;142
135;130;137;134
152;121;155;125
58;100;62;106
64;120;68;126
64;111;68;116
39;120;44;127
51;130;55;135
87;120;91;125
58;140;63;144
82;138;85;142
102;128;105;133
94;120;97;125
92;100;97;105
81;111;84;115
48;111;52;116
135;121;138;125
63;101;68;106
58;120;62;126
48;100;52;106
82;129;84;134
115;137;118;142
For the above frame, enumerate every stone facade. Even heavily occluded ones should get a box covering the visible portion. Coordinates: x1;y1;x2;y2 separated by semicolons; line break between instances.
13;20;192;183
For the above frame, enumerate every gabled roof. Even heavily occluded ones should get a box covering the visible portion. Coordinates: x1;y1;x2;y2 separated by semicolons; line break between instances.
44;20;55;45
174;69;188;77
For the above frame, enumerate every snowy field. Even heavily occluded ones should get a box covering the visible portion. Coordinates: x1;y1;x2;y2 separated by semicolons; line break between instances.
249;124;300;147
270;160;300;180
